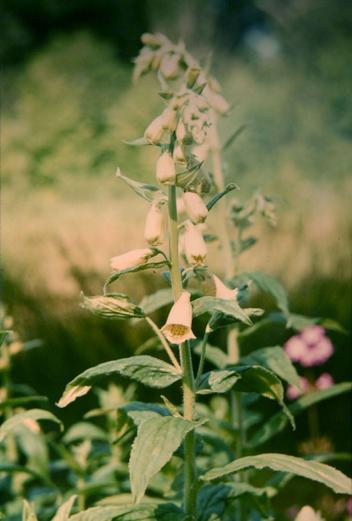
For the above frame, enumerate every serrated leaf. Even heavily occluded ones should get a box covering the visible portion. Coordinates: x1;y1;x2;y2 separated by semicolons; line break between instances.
116;169;164;202
0;409;62;442
57;356;182;408
51;495;77;521
192;297;253;326
240;346;301;389
249;382;352;447
206;183;240;212
129;416;197;503
197;369;241;395
202;453;352;495
138;288;174;315
69;503;187;521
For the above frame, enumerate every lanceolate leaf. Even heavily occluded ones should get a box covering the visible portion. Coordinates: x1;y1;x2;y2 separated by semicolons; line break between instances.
202;453;352;495
57;356;182;408
69;503;187;521
116;168;165;202
206;183;240;212
240;346;301;389
249;382;352;447
192;297;253;326
0;409;62;442
129;416;197;503
51;495;77;521
197;369;241;395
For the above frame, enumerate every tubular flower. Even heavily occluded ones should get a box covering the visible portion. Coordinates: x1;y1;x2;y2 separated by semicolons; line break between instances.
144;200;165;246
161;291;196;344
156;151;176;184
161;107;177;132
213;274;239;300
110;248;156;271
173;143;187;164
183;221;207;265
176;120;187;142
182;191;208;224
144;115;165;144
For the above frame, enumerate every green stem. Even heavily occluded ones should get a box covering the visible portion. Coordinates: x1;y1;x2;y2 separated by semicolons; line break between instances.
145;316;182;372
196;328;209;384
168;185;197;518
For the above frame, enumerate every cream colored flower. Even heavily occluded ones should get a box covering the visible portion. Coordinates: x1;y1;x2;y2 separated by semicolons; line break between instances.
213;274;239;300
156;151;176;184
183;221;207;265
192;143;209;163
173;143;187;164
161;107;177;132
144;201;165;246
110;248;155;271
182;192;208;224
144;115;164;144
161;291;196;344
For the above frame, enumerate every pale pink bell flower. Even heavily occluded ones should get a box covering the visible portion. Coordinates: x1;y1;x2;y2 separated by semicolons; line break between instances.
144;201;165;246
156;151;176;184
213;274;239;301
183;221;207;266
110;248;155;271
182;192;208;224
161;291;196;345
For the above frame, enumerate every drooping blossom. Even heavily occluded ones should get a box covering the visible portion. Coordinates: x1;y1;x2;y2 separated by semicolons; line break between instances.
182;192;208;224
161;291;196;344
284;326;334;367
213;274;239;301
156;151;176;184
183;221;207;265
110;248;155;271
144;200;165;246
144;115;164;144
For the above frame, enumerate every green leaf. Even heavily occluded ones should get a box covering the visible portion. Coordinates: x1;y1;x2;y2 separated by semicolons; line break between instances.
196;484;229;521
138;288;174;315
249;382;352;447
69;503;187;521
129;416;197;503
0;409;62;442
63;422;108;443
192;297;253;326
51;495;77;521
120;401;170;426
206;183;240;212
22;499;38;521
222;124;247;151
0;395;49;409
197;369;241;395
242;272;289;317
57;356;182;408
240;346;301;389
202;453;352;495
0;463;41;478
0;329;11;347
229;365;294;428
116;168;164;202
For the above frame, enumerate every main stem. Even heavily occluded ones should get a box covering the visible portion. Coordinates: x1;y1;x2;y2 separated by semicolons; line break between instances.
168;185;197;518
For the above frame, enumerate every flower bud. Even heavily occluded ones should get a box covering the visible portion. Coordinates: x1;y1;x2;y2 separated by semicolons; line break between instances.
182;192;208;224
144;115;165;144
144;201;165;246
160;53;180;79
161;291;196;344
192;143;209;163
156;151;176;184
213;274;239;300
110;248;155;271
176;120;187;142
161;107;177;132
173;143;187;165
183;221;207;265
141;33;163;48
81;293;145;320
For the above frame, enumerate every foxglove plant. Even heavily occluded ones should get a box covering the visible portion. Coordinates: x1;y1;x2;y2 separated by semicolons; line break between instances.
55;33;351;520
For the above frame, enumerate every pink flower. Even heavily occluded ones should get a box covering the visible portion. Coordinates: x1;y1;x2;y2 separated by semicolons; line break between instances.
284;326;334;367
287;377;309;400
315;372;334;390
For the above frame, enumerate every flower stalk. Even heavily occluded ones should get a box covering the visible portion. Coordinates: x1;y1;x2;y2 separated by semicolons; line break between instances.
167;184;197;518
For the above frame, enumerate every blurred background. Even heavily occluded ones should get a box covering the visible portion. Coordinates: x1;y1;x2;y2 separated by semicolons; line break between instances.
1;0;351;499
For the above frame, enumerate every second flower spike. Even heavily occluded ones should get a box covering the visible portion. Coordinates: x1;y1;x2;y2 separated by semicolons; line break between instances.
161;291;196;345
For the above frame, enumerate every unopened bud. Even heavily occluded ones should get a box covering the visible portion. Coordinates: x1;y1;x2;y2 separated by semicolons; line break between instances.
183;221;207;265
144;115;165;144
160;53;180;80
81;293;145;320
110;248;156;271
161;107;177;132
183;192;208;224
176;120;187;142
156;151;176;184
144;201;165;246
173;143;187;165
